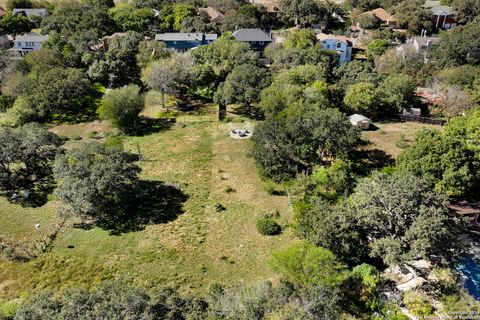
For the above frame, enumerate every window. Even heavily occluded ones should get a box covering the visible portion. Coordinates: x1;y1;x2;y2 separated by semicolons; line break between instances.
26;42;34;46
336;43;342;48
16;42;22;47
259;41;264;45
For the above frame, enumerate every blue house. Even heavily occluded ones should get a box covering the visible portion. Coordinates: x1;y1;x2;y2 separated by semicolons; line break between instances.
154;33;218;51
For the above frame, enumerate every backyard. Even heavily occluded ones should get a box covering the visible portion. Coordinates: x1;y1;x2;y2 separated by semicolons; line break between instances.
0;107;443;302
361;121;442;158
0;107;294;301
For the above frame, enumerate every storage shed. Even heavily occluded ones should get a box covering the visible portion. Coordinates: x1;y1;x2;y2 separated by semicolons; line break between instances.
349;114;370;130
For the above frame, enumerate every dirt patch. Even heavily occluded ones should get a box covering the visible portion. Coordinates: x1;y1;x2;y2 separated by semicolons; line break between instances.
49;121;117;141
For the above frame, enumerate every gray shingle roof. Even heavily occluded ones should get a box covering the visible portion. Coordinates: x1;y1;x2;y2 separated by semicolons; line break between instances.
15;32;48;42
424;1;454;15
155;33;218;41
232;29;273;42
13;8;48;17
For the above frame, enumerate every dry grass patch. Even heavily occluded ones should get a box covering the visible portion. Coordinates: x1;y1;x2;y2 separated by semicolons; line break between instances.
362;121;442;158
0;114;294;301
48;120;117;143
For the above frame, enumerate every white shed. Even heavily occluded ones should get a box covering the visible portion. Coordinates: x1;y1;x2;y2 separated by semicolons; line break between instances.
349;114;370;130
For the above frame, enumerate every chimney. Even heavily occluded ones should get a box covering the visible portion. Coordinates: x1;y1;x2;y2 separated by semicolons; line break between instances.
427;39;433;50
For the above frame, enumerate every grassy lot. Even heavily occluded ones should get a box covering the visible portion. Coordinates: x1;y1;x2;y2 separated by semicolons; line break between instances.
361;121;442;158
0;108;294;301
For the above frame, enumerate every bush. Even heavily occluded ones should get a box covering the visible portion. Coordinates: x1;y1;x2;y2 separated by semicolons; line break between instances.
256;218;281;235
0;300;20;320
97;85;144;132
403;291;434;316
264;180;286;195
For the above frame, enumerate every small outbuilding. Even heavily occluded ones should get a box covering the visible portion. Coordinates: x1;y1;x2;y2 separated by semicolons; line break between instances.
349;114;370;130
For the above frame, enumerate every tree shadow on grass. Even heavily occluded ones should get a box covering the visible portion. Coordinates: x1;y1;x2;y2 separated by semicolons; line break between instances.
93;180;189;235
126;117;175;136
352;148;395;176
2;176;55;208
230;105;265;120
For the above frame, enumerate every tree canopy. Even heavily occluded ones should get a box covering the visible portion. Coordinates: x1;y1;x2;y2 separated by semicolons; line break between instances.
0;123;62;190
97;85;144;131
269;240;348;288
397;124;480;199
214;64;270;114
252;106;360;181
53;142;140;221
351;172;463;265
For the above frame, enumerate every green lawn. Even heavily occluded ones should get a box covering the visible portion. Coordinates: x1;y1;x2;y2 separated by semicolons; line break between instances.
0;110;294;301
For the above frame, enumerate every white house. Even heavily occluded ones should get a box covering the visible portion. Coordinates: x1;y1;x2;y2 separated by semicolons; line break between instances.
396;35;440;62
349;114;370;130
317;34;352;64
7;32;48;58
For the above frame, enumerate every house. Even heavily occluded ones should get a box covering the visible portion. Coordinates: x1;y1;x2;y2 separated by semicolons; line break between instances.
362;8;397;28
413;36;440;52
7;32;47;57
250;0;280;13
424;0;456;29
155;33;217;51
90;32;127;52
396;35;440;62
0;6;7;17
198;7;224;24
232;28;273;52
317;33;353;65
349;114;370;130
12;8;49;19
0;31;10;49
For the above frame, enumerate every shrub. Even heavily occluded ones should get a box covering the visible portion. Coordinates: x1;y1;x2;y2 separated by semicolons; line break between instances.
224;185;236;193
256;218;281;236
97;85;144;132
403;291;434;316
264;180;286;196
0;300;20;319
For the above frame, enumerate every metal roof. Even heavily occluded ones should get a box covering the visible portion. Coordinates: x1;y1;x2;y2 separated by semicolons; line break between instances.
425;1;455;15
349;114;370;123
232;29;273;42
14;32;48;42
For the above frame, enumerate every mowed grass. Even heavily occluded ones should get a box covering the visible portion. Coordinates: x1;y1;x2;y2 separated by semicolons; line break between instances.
362;121;442;158
0;113;294;301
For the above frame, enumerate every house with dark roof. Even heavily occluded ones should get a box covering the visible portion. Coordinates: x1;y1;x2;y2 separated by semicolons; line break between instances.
155;33;217;51
317;33;353;64
425;0;456;29
232;28;273;52
199;7;224;24
13;8;49;19
7;32;48;58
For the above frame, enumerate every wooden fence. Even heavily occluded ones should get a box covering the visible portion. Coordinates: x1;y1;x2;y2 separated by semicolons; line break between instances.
392;114;445;126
